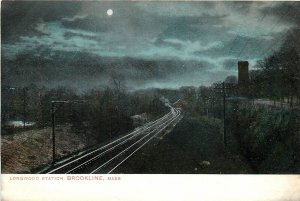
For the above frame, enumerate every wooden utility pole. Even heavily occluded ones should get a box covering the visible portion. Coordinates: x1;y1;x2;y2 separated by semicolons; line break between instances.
51;102;56;163
23;87;28;129
50;100;86;164
51;100;68;164
222;82;226;148
214;82;231;149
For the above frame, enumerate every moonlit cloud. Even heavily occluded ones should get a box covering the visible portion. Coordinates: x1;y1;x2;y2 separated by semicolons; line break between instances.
2;1;300;89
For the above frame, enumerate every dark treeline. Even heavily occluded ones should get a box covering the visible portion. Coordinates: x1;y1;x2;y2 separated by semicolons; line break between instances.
1;80;172;145
249;29;300;105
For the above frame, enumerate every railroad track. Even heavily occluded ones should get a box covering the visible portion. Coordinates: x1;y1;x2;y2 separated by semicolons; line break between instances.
41;107;182;174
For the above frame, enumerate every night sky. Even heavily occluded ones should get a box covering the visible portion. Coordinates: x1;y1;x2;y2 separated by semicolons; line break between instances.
2;1;300;89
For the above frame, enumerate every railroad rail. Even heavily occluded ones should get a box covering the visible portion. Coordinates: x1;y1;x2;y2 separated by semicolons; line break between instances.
41;107;182;174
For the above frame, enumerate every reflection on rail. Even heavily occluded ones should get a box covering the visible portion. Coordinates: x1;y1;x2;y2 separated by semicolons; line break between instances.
41;106;182;174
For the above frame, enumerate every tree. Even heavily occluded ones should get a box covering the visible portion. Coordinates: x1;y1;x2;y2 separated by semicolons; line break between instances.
253;29;300;106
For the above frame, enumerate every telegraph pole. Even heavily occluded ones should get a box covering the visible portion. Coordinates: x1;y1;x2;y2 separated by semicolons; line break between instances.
51;100;67;164
8;87;16;121
51;100;86;164
51;102;56;163
23;87;28;129
214;82;230;149
222;82;226;148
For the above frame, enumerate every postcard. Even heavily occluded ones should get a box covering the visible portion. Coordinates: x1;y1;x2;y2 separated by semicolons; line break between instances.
1;1;300;200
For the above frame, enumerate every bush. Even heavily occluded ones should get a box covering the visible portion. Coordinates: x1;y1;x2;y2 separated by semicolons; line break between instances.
227;104;296;173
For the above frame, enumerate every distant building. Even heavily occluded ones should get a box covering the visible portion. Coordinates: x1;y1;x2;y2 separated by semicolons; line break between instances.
238;61;250;97
238;61;249;85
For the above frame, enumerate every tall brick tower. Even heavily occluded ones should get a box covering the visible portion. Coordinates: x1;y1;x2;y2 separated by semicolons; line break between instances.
238;61;249;85
238;61;249;97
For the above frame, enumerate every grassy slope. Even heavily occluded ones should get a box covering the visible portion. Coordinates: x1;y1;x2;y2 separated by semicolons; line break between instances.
114;116;254;174
1;125;97;173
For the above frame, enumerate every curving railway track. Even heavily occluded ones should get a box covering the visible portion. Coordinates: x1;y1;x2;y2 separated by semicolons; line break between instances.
41;106;182;174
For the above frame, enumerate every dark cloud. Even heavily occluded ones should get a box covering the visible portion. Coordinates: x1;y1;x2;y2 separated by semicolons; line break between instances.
1;1;82;42
261;2;300;25
194;33;286;59
223;59;238;70
2;48;217;90
229;1;254;12
154;37;182;50
61;15;113;33
157;15;228;42
63;31;101;42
